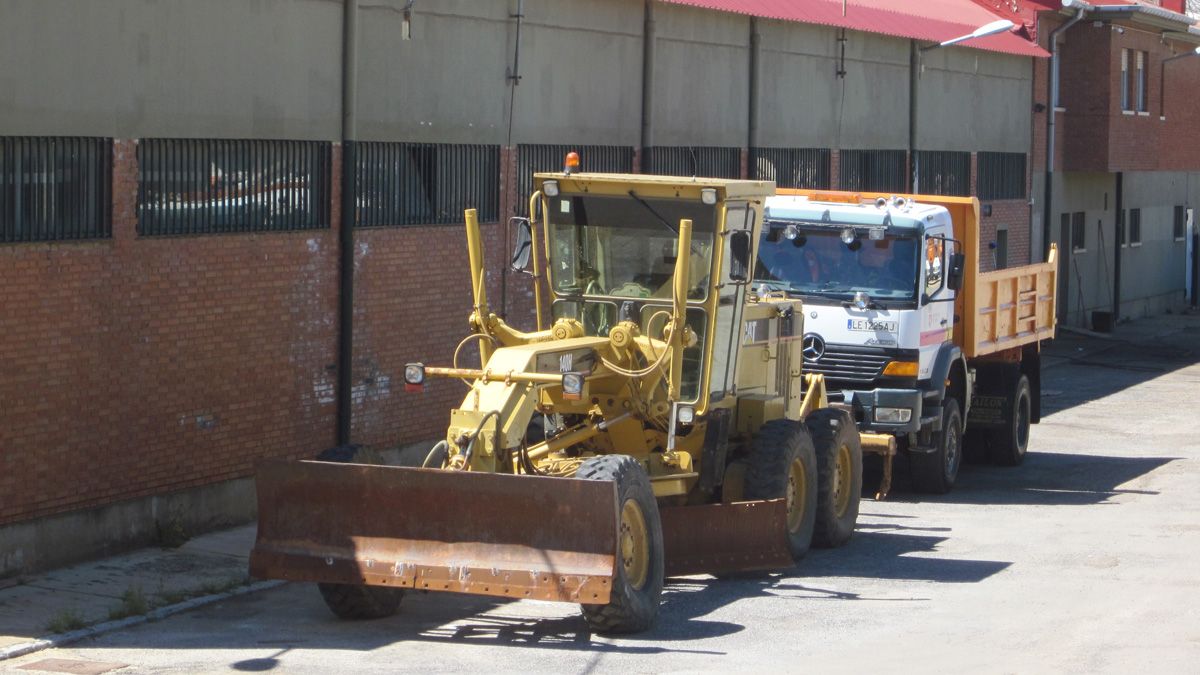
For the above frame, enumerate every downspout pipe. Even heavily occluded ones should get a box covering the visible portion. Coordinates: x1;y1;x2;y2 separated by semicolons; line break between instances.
640;1;656;162
337;0;358;446
1041;1;1090;261
748;18;760;160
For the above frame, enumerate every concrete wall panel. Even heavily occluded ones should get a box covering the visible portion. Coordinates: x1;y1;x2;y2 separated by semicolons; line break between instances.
0;0;342;140
651;5;749;147
918;48;1033;153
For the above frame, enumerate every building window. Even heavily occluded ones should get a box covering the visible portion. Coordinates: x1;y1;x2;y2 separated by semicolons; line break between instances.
994;227;1009;270
1128;208;1141;246
1070;211;1086;252
839;149;907;193
1136;51;1148;112
750;148;831;190
1;136;112;243
642;146;740;179
977;152;1027;200
138;139;332;236
914;150;971;196
1121;49;1131;111
354;143;499;227
1174;205;1186;241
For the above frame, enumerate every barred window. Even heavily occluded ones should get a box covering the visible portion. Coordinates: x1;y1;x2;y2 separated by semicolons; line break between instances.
838;149;907;193
138;139;331;236
1;137;111;243
977;152;1027;200
517;145;634;210
750;148;831;189
914;151;971;197
641;147;740;179
1069;211;1086;252
356;143;499;226
1173;205;1185;241
1128;208;1141;246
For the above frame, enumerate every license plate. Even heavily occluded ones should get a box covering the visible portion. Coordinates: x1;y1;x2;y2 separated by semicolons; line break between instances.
847;318;897;332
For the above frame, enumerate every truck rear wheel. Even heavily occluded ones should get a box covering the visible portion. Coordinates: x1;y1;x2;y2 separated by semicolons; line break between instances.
578;455;664;634
745;419;818;561
314;444;406;620
806;409;862;548
911;398;963;494
990;375;1032;467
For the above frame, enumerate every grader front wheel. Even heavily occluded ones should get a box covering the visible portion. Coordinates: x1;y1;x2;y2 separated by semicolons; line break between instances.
578;455;665;634
807;409;863;548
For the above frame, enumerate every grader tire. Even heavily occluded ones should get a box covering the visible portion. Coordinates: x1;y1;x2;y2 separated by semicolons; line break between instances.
744;419;818;562
313;444;406;620
578;455;665;635
806;409;862;549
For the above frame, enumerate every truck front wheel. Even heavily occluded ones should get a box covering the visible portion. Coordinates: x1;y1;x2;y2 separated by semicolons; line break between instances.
911;398;963;494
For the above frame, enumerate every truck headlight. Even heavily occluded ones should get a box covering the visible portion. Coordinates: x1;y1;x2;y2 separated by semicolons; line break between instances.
404;363;425;393
875;407;912;424
562;372;584;400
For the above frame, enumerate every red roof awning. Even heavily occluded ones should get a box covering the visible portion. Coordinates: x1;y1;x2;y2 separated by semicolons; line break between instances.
660;0;1050;58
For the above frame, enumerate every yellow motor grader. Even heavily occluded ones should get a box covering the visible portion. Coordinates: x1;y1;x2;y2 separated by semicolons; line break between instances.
250;168;864;633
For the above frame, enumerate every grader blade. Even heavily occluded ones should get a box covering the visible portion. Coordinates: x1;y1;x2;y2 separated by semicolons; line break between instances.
661;499;792;577
249;460;618;604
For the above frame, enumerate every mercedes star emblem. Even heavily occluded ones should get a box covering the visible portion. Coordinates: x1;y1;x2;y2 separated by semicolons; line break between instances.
802;333;825;362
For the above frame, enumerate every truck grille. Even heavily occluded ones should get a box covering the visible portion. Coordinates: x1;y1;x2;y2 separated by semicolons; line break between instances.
802;340;897;387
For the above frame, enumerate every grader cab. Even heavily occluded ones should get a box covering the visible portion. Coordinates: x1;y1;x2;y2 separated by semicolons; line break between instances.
250;168;864;633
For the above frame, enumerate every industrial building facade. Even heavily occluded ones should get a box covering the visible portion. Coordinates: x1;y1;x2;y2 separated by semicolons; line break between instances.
1;0;1195;574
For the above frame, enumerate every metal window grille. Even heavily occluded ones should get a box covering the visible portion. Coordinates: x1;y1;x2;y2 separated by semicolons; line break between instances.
750;148;831;189
138;139;331;236
0;137;111;243
1129;208;1141;244
914;150;971;197
1174;205;1185;240
516;145;634;211
977;152;1027;201
838;149;907;193
356;143;499;226
641;146;740;179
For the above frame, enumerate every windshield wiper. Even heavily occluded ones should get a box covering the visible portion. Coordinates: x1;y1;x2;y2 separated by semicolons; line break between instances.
627;190;703;255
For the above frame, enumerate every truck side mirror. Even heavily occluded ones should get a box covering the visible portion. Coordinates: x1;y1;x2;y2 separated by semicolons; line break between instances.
947;252;966;291
510;219;533;272
729;231;751;282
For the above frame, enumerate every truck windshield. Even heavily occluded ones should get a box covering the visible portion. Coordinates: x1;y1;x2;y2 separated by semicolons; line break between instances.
755;224;920;303
547;194;715;301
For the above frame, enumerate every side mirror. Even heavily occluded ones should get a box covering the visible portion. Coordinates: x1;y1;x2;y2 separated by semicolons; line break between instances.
947;252;965;291
510;219;533;272
729;231;752;282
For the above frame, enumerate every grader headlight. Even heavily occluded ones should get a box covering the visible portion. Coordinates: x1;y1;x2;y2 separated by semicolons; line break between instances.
561;372;585;401
404;363;426;393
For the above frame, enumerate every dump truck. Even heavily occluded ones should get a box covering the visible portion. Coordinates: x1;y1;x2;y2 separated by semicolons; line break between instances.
250;168;866;633
755;190;1057;496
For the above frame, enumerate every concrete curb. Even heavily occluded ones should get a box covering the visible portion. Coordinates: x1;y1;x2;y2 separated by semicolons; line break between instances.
0;580;284;662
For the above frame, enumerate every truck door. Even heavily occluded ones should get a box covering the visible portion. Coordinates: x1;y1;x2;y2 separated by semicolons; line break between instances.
919;233;954;379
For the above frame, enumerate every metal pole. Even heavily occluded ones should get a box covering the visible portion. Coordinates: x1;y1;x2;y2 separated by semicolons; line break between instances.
337;0;359;447
640;0;656;160
909;41;918;193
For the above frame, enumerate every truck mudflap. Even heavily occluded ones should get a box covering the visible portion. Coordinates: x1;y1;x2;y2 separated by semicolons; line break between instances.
250;460;796;605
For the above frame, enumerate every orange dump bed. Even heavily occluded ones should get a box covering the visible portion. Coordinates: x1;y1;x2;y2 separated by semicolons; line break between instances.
778;189;1057;359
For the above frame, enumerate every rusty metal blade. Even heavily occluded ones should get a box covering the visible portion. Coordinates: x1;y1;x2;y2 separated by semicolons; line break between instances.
660;499;793;577
249;460;617;604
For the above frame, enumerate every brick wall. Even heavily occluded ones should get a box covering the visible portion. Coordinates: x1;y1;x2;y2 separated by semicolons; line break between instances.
0;140;339;526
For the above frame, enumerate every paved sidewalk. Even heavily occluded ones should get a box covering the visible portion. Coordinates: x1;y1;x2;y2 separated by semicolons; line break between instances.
0;525;258;659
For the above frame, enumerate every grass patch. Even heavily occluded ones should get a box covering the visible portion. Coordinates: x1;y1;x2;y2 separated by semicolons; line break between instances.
108;585;150;621
45;608;87;634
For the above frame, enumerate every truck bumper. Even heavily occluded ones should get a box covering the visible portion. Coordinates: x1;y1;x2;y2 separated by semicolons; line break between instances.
843;388;924;434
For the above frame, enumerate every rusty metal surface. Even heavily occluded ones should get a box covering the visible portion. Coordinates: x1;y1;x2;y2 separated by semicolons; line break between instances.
859;432;897;500
660;499;793;577
249;460;618;604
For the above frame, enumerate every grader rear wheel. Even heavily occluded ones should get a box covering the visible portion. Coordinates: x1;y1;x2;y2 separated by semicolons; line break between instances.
578;455;664;634
744;419;818;562
806;408;862;548
313;444;406;620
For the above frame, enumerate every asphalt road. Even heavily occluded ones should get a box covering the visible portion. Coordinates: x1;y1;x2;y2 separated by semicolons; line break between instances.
7;316;1200;674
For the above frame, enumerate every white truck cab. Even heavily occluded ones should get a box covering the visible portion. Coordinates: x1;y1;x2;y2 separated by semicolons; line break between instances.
757;191;1056;495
